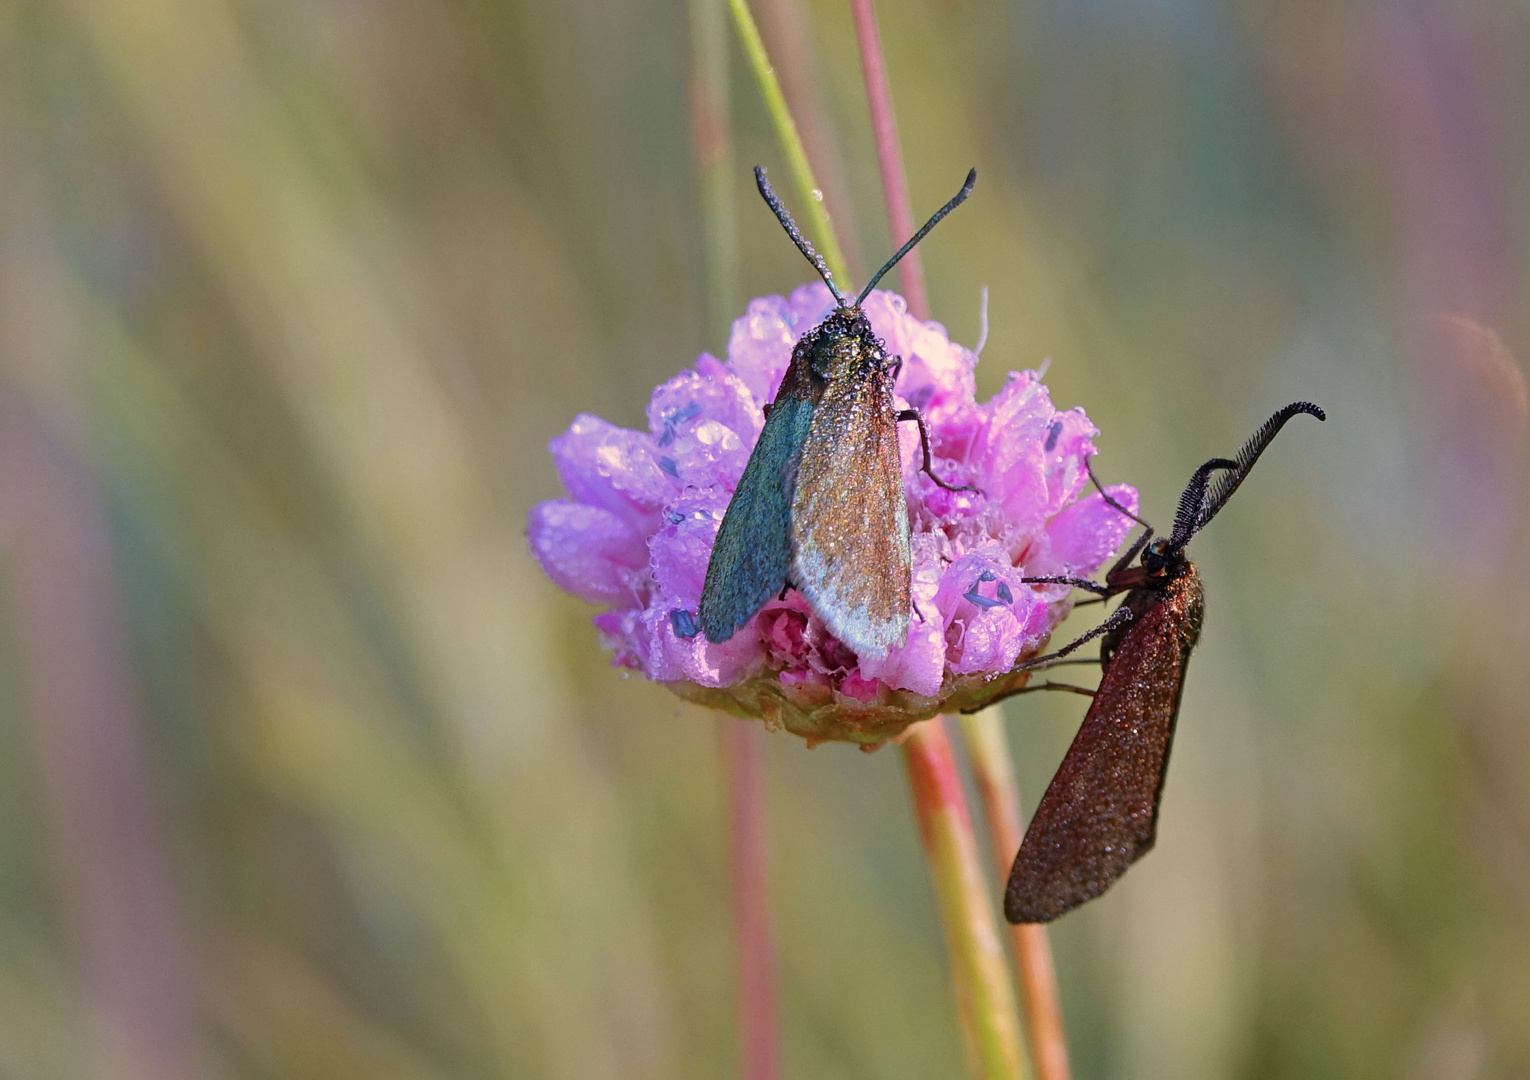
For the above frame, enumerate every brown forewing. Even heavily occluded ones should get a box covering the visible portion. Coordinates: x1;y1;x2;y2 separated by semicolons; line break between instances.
1005;567;1205;923
788;364;912;658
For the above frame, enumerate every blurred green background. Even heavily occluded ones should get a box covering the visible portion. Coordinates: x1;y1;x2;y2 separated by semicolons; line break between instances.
1;0;1527;1077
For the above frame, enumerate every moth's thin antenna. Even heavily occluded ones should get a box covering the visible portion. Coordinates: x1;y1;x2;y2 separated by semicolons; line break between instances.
857;168;977;306
1168;457;1237;550
754;166;845;304
1194;402;1326;536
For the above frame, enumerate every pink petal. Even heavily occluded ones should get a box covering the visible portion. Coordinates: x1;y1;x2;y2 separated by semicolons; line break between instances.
858;545;947;696
1042;484;1140;576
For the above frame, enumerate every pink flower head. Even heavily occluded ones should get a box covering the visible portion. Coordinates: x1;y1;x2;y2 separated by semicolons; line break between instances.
528;285;1138;746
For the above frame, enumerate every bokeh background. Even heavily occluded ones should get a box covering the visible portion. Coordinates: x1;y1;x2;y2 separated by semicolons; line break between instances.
2;0;1528;1077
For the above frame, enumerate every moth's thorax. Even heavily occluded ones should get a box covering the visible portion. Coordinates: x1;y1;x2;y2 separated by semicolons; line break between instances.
797;306;888;381
1100;560;1205;668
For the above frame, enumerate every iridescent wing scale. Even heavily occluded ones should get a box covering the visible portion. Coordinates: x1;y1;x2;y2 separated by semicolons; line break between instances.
788;365;911;658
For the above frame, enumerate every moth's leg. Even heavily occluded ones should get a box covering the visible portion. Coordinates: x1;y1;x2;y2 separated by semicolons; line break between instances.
895;408;978;492
962;680;1096;712
1013;604;1133;671
1086;458;1153;531
1082;458;1159;583
1018;574;1113;597
762;401;775;420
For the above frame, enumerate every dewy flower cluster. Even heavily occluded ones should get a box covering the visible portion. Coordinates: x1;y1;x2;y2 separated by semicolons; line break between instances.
528;285;1137;745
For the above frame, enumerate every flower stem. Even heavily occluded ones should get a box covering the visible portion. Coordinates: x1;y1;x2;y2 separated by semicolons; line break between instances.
723;720;781;1080
689;0;741;340
903;719;1027;1080
961;709;1073;1080
754;0;863;281
726;0;851;285
692;5;780;1072
848;0;927;320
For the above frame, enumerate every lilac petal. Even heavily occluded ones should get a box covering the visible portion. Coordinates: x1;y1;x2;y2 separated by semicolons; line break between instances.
934;546;1050;675
1043;485;1140;576
593;609;647;670
649;491;726;605
527;501;649;605
648;357;762;452
863;290;978;411
976;371;1050;454
642;603;762;687
785;283;837;330
661;419;751;493
971;373;1053;526
551;415;672;533
726;295;800;405
1038;407;1101;513
971;374;1102;529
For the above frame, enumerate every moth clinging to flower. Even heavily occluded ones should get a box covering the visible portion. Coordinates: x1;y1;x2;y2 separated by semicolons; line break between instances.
698;166;978;658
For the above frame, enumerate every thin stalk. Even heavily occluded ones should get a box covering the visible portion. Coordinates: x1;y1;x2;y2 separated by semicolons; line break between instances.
755;0;863;280
691;4;781;1076
723;722;781;1080
852;16;1026;1074
961;709;1073;1080
689;0;740;340
848;0;927;319
727;0;851;285
0;398;202;1080
903;719;1027;1080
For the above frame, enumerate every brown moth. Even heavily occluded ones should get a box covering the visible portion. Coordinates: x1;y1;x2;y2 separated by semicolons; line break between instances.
992;402;1325;922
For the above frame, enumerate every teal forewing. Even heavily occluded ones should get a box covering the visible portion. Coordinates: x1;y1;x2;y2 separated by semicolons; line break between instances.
699;395;814;643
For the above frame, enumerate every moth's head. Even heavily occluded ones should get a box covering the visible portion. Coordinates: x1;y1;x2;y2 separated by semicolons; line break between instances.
1141;537;1187;578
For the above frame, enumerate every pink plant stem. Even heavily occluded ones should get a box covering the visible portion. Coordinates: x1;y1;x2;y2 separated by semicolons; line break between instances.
724;721;781;1080
0;397;201;1080
961;710;1073;1080
849;0;928;319
853;12;1026;1074
903;719;1026;1080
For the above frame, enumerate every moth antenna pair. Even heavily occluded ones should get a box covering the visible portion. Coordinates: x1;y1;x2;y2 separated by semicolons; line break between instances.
753;166;977;308
1080;403;1328;559
1162;401;1327;551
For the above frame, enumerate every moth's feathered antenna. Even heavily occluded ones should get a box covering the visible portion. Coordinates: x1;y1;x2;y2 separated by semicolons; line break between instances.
1191;402;1327;537
754;166;846;305
857;169;977;306
1168;458;1237;551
